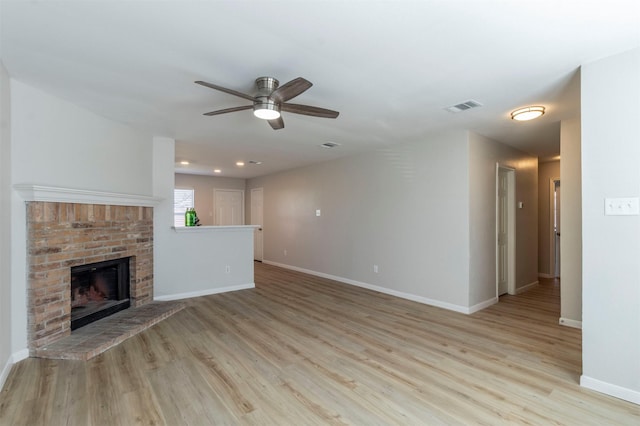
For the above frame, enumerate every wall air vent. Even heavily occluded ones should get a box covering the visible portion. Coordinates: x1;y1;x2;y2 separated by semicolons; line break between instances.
445;100;483;113
320;142;340;149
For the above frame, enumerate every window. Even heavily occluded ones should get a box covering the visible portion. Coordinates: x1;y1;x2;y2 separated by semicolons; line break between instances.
174;189;194;227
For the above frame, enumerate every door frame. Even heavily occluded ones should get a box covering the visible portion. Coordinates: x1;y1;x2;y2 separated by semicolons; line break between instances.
549;178;560;277
213;188;245;226
250;187;264;262
496;164;516;297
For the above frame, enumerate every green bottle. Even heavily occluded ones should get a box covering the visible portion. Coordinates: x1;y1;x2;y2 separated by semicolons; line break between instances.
185;208;195;226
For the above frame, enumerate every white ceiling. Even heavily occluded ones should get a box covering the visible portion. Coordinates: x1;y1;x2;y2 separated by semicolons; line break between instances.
2;1;639;178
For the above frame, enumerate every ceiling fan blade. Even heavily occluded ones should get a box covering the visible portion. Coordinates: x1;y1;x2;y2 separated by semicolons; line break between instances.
203;105;253;116
281;103;340;118
195;80;255;101
270;77;313;103
268;117;285;130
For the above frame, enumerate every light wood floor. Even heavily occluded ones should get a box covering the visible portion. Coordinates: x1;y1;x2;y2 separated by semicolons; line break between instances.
1;263;638;425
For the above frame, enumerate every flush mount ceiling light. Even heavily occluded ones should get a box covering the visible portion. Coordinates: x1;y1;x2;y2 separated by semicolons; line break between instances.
511;106;545;121
180;160;190;165
236;161;245;167
213;169;221;174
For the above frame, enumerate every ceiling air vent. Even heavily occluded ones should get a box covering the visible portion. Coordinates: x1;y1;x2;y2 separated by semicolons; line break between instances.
320;142;340;149
445;100;483;113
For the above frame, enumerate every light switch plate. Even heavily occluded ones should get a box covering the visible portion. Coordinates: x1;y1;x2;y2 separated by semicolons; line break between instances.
316;209;321;217
605;197;640;216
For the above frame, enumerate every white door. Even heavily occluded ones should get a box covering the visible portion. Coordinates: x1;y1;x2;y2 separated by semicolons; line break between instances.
251;188;264;261
214;189;244;226
497;169;509;295
496;165;515;296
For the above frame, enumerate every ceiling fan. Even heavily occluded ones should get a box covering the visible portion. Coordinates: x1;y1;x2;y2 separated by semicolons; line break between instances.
195;77;339;130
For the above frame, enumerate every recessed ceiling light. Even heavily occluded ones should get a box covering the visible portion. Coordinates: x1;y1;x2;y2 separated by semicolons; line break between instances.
236;161;245;167
180;161;190;165
248;160;262;165
213;169;221;173
511;106;545;121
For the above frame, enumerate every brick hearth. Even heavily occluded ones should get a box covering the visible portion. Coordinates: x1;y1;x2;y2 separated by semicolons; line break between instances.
27;202;154;353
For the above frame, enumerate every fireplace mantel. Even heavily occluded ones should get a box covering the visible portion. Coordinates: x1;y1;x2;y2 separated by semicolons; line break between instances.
14;184;162;207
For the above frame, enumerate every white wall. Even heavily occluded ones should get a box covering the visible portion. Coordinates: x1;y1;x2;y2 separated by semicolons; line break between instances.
0;60;13;389
468;133;538;306
560;118;582;326
537;160;560;277
175;173;246;226
8;80;155;360
581;48;640;404
248;131;472;310
11;80;153;193
153;138;255;300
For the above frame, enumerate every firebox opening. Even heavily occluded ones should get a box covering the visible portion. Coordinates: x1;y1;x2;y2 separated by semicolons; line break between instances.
70;257;131;330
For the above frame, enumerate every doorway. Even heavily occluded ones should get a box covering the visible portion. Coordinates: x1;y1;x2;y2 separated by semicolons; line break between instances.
213;189;244;225
496;165;516;296
251;188;264;262
551;179;561;277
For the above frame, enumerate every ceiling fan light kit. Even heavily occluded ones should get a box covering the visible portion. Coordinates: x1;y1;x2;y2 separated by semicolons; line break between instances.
511;106;545;121
253;97;281;120
196;76;339;130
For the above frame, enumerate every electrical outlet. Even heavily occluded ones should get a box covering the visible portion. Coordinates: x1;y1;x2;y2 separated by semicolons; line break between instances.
225;265;231;273
373;265;379;273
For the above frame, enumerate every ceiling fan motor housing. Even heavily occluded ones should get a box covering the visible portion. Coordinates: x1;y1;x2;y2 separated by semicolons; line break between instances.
255;77;279;95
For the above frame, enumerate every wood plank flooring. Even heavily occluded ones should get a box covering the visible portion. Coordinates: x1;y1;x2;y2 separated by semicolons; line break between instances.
1;262;638;425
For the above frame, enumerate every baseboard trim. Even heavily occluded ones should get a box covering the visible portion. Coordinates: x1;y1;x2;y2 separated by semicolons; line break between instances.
581;375;640;405
468;297;499;314
559;317;582;329
515;280;538;294
154;283;255;301
0;349;29;392
263;260;480;314
538;273;554;278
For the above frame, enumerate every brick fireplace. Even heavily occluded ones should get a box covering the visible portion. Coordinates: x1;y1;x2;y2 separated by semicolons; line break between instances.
26;201;154;353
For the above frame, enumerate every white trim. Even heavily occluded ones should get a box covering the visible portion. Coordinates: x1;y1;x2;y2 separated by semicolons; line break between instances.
559;317;582;329
538;273;554;278
154;283;255;301
172;225;259;233
550;177;560;278
13;184;162;207
580;375;640;405
468;297;499;314
515;280;539;294
263;260;480;314
0;349;29;392
250;187;264;262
